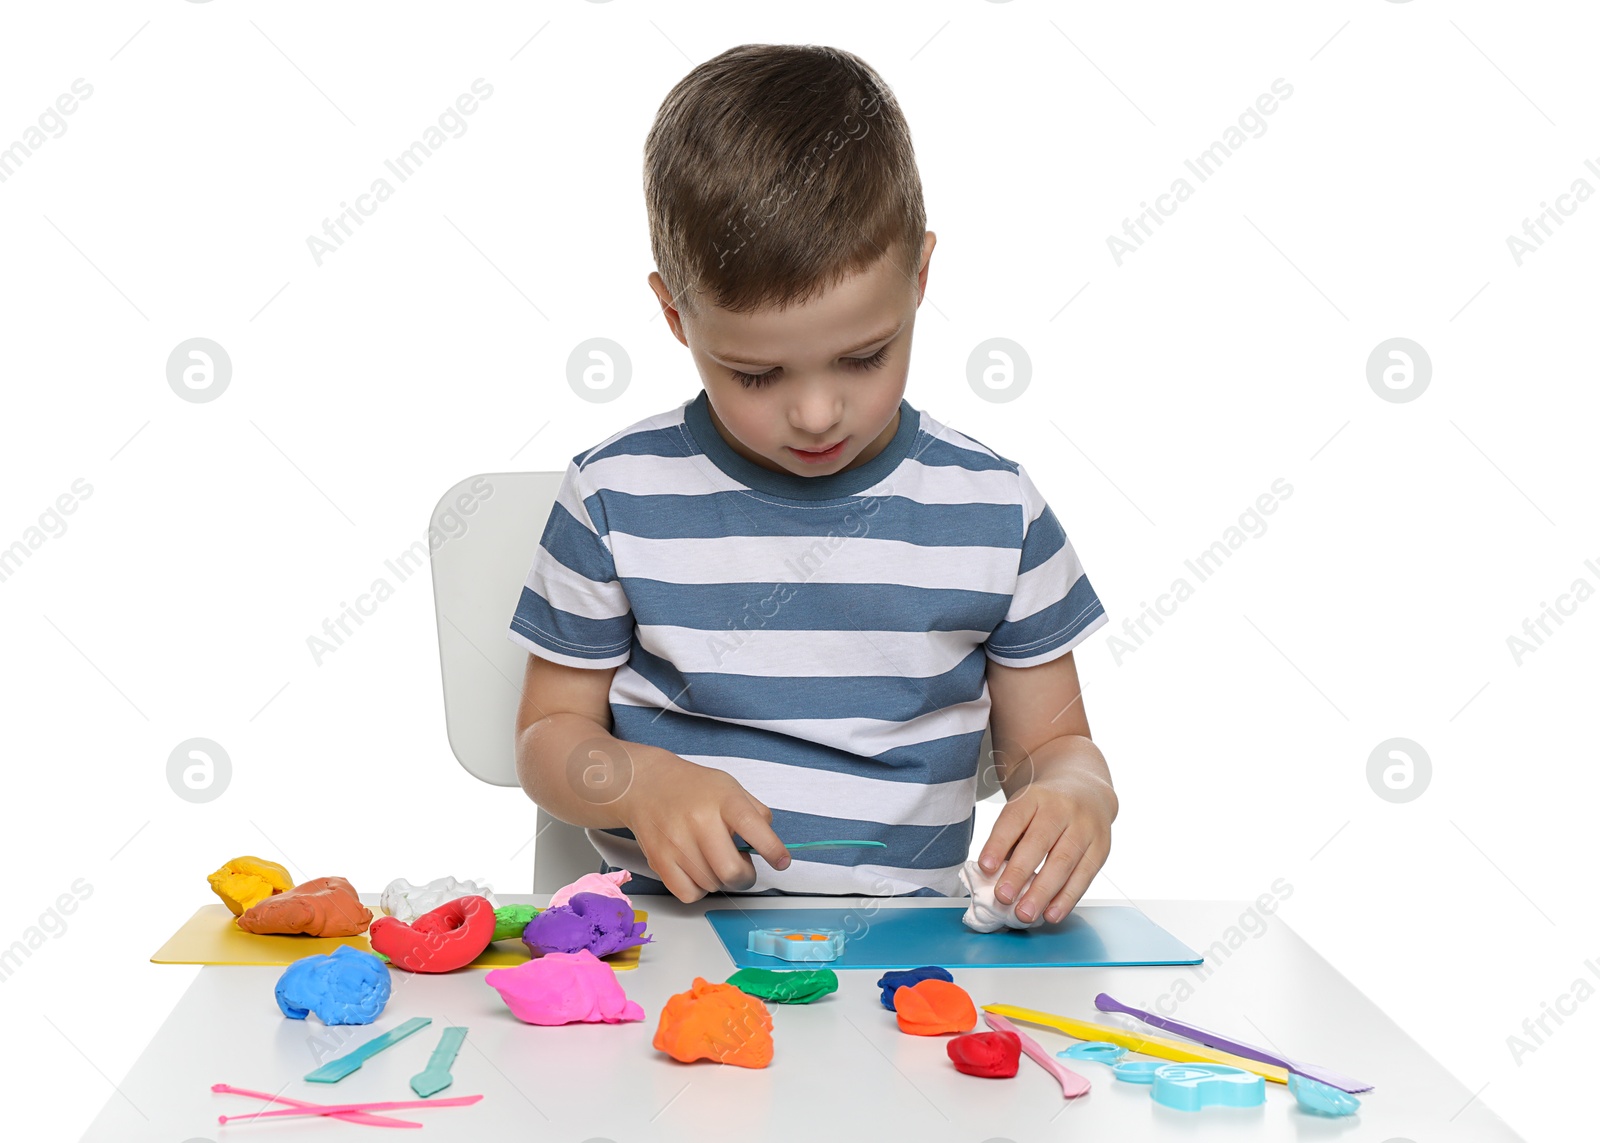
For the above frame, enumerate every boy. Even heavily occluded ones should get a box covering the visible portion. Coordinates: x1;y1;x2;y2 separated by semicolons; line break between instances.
508;44;1114;925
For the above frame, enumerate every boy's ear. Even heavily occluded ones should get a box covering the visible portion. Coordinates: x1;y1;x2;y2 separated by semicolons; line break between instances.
647;271;689;346
916;231;936;302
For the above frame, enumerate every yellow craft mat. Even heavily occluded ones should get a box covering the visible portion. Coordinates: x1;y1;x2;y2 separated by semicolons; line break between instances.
152;904;646;971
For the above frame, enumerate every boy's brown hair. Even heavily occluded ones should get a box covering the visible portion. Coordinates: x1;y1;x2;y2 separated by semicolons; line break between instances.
644;43;926;318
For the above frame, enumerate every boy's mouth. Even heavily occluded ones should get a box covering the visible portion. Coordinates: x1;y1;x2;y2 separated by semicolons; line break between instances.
788;439;846;464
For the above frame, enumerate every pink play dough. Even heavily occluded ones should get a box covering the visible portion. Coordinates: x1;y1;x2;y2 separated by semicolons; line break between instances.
484;948;645;1026
547;870;633;910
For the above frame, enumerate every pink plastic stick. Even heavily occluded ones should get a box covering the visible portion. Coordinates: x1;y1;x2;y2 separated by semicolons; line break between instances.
212;1083;417;1128
983;1011;1092;1098
219;1094;482;1124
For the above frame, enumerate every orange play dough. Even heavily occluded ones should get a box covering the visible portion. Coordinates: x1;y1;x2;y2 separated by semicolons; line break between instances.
652;977;774;1068
237;876;372;937
893;978;977;1035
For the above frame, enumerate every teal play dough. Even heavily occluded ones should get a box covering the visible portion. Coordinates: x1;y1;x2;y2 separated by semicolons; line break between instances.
276;945;391;1025
726;967;839;1004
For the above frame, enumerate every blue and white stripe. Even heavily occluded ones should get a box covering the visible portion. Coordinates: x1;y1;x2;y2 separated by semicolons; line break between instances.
508;390;1106;897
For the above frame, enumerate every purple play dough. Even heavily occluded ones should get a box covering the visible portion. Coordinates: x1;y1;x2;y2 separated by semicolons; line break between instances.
522;891;652;958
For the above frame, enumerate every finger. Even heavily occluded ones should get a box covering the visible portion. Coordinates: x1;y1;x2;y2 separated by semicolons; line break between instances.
996;815;1058;906
1043;836;1108;922
645;826;720;898
698;818;759;891
979;797;1033;878
1015;831;1087;922
728;798;791;872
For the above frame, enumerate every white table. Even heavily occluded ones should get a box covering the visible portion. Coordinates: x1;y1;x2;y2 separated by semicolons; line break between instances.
83;897;1524;1142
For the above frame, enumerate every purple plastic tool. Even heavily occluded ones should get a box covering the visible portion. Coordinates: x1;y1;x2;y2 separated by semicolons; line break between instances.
1093;993;1372;1094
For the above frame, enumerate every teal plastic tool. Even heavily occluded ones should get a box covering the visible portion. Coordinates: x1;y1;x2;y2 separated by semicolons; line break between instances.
410;1026;468;1098
305;1017;431;1084
1149;1063;1265;1111
734;839;887;855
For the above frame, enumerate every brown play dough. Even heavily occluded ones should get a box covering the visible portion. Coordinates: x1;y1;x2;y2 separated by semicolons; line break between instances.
236;876;372;937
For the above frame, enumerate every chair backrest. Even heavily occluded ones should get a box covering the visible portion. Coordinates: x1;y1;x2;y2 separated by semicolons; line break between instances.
428;472;599;893
429;471;1003;895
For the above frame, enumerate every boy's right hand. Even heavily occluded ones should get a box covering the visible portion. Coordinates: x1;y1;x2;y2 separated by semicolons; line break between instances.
616;747;791;902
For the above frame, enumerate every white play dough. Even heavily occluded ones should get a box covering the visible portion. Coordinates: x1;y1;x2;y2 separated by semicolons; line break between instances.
958;858;1046;933
379;876;498;922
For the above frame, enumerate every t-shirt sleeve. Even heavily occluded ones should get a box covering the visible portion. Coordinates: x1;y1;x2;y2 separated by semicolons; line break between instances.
983;464;1108;668
506;460;635;669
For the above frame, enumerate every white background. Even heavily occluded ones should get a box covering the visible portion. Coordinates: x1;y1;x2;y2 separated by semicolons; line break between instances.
1;2;1594;1140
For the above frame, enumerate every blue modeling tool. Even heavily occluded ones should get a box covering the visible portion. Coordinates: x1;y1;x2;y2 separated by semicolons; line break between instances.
305;1016;431;1083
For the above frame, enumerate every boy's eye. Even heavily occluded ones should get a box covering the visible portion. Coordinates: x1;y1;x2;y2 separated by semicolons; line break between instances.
730;345;892;390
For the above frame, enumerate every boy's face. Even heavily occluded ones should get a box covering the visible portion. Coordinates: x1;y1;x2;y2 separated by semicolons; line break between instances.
650;232;936;478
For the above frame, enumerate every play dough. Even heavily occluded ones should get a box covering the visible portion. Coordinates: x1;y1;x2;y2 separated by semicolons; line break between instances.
877;965;954;1011
208;856;294;916
379;876;499;923
894;978;977;1035
369;894;496;973
276;945;391;1026
948;1030;1021;1077
547;869;632;909
484;949;645;1025
522;892;651;958
958;858;1047;934
725;967;838;1004
236;876;372;937
491;904;542;943
654;978;774;1068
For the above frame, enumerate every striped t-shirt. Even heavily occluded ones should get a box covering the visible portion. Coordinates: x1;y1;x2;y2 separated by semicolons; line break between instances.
506;389;1107;898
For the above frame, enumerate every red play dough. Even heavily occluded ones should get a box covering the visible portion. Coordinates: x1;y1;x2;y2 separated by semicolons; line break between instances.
893;978;978;1035
947;1030;1021;1077
368;894;495;972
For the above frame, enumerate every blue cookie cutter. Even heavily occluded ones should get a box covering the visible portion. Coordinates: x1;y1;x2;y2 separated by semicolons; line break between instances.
1112;1060;1163;1084
1150;1063;1265;1111
746;927;845;962
1059;1041;1127;1065
1288;1072;1361;1116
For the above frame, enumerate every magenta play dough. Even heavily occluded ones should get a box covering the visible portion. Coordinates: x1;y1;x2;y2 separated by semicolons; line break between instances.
485;949;645;1025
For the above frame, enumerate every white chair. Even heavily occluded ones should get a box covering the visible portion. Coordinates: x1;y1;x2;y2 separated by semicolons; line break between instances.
428;471;1002;893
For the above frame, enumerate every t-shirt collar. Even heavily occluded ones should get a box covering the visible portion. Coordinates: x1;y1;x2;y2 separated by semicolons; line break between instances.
683;389;919;501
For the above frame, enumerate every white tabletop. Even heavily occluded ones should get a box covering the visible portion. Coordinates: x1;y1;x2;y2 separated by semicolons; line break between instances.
83;896;1524;1142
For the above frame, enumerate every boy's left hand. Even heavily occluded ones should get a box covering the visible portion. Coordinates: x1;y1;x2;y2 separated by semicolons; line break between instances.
977;767;1116;924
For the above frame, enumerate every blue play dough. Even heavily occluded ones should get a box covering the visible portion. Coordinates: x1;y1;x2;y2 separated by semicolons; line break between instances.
876;965;954;1011
276;945;392;1025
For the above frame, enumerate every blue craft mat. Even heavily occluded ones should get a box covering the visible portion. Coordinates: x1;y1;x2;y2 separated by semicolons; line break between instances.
705;906;1202;970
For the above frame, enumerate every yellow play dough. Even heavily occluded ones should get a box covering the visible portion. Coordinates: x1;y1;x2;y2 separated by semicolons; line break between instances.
207;856;294;915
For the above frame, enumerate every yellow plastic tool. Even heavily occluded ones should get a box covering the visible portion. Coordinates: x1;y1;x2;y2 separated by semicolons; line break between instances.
980;1004;1289;1085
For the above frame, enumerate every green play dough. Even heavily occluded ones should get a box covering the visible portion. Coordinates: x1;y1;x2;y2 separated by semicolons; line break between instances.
492;904;542;943
725;967;839;1004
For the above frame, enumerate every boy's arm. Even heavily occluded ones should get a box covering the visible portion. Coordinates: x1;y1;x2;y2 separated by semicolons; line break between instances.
513;652;631;830
978;650;1117;923
513;653;792;898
